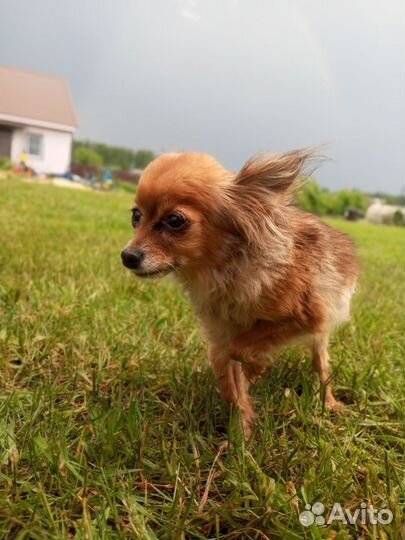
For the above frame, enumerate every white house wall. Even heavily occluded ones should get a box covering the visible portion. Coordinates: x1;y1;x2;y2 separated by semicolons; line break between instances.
11;126;72;175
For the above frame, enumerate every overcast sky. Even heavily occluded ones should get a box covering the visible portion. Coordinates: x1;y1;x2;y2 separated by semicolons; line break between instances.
1;0;404;192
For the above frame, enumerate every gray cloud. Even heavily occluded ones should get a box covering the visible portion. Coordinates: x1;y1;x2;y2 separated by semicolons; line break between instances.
1;0;404;192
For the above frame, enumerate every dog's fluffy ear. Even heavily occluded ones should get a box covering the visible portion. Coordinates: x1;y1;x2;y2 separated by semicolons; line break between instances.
216;148;321;245
234;148;318;200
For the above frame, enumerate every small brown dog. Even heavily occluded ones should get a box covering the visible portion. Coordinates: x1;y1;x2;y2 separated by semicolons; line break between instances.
121;149;358;437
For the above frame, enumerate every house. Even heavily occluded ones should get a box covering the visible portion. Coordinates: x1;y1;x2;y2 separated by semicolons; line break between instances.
0;65;78;174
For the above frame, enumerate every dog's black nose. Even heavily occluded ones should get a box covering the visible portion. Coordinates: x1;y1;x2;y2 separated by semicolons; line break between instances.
121;249;144;269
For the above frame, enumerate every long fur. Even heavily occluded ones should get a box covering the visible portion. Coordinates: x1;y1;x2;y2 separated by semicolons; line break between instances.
123;149;359;437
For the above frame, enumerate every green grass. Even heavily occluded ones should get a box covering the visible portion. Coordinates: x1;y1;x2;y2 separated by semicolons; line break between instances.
0;178;404;540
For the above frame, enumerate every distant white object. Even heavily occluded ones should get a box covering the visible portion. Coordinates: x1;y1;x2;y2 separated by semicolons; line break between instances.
366;201;405;225
0;65;78;175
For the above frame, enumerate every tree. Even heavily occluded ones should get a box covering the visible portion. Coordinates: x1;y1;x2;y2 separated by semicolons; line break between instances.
298;179;368;216
74;146;103;167
298;179;333;216
73;140;156;170
134;150;156;169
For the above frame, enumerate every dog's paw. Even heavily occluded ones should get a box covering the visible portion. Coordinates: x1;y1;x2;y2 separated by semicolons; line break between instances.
325;397;346;415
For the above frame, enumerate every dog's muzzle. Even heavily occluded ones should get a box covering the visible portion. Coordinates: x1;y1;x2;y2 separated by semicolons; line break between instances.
121;249;144;270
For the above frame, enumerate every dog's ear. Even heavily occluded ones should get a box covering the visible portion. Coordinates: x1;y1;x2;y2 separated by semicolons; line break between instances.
234;148;318;199
216;148;321;245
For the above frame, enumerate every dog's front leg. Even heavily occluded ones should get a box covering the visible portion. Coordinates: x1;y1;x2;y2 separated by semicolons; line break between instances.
232;318;307;349
209;342;255;438
229;318;310;381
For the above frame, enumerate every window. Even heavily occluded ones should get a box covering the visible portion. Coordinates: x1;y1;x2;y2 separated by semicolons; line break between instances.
27;133;43;158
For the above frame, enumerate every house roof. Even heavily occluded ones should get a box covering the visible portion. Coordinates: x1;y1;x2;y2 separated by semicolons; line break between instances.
0;65;78;130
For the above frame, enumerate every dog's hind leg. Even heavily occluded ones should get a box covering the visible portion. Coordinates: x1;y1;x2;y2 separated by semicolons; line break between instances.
209;343;255;438
311;333;345;413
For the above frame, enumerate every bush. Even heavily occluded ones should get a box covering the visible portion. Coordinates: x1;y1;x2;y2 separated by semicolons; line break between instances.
74;146;103;167
298;179;368;216
297;180;332;215
393;210;405;226
0;157;12;170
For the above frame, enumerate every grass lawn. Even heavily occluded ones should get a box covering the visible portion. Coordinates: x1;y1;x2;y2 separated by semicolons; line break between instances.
0;178;404;540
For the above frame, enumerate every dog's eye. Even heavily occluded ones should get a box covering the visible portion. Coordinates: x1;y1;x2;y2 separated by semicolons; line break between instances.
164;212;187;231
131;208;142;227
